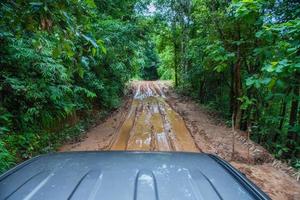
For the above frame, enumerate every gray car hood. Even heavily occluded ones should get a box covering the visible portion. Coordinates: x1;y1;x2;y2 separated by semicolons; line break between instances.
0;151;270;200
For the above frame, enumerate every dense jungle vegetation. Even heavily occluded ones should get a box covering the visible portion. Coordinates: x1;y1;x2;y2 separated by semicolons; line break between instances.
0;0;153;172
151;0;300;167
0;0;299;173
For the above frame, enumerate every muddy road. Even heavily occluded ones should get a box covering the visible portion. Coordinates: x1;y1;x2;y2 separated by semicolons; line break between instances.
60;81;300;200
111;81;198;151
60;81;198;152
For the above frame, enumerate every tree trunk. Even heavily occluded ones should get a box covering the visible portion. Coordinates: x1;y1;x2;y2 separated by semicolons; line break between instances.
278;87;292;131
233;24;243;130
199;79;205;103
234;56;242;130
273;98;287;143
287;85;299;156
230;64;234;114
278;99;287;130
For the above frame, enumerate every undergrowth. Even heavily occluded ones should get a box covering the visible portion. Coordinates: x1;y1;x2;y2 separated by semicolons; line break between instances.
0;109;108;174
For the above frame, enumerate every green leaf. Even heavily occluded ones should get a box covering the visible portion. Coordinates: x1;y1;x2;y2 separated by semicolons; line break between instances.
261;77;271;85
52;47;61;58
97;39;107;54
63;43;74;58
84;0;96;8
100;45;107;54
92;48;97;56
213;63;227;72
29;2;43;6
78;67;84;78
82;34;98;48
246;77;255;86
32;39;41;49
268;79;276;90
80;56;89;68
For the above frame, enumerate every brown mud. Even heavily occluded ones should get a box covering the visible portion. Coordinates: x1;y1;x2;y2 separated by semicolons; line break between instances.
60;81;300;200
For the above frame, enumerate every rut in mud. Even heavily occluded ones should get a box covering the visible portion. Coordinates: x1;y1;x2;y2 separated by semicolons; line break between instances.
110;81;198;152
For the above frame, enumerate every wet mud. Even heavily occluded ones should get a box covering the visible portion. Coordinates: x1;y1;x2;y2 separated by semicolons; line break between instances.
110;81;198;152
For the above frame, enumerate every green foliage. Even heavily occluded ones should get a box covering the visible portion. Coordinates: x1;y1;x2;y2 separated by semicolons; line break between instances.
0;140;15;172
204;41;234;73
140;42;159;80
0;0;151;173
1;0;299;172
150;0;300;166
157;45;175;80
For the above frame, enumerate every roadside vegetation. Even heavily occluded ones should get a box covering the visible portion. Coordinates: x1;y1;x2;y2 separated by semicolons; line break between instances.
0;0;299;173
148;0;300;168
0;0;153;173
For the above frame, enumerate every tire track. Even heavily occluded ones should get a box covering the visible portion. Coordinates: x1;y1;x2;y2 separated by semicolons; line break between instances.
110;81;198;152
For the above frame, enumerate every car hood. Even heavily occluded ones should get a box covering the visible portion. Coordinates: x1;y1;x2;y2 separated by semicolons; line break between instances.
0;151;269;200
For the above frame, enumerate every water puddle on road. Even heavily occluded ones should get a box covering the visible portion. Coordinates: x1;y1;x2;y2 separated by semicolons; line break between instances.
110;81;198;152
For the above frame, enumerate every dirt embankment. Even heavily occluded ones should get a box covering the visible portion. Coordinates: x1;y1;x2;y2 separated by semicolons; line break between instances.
60;81;300;200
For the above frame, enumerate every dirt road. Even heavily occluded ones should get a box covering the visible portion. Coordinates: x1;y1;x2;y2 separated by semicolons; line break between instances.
60;81;300;200
111;81;198;151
